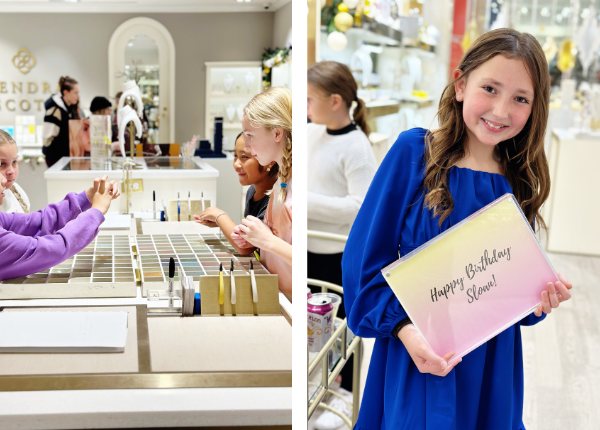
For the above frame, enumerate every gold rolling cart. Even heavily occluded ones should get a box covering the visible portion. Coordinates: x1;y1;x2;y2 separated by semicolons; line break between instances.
307;231;363;428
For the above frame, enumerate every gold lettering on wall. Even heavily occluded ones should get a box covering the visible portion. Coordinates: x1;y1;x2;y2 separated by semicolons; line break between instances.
27;82;37;93
6;100;16;111
19;100;30;111
11;82;22;94
34;99;44;110
0;83;7;94
42;82;51;94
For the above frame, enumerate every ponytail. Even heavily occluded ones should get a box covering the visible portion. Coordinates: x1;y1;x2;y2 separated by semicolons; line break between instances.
353;98;370;136
308;61;370;141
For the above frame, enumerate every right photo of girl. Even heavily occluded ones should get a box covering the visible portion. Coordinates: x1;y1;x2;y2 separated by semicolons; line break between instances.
307;1;599;429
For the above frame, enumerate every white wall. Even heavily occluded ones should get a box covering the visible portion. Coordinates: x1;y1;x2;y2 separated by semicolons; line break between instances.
0;13;275;142
272;1;292;48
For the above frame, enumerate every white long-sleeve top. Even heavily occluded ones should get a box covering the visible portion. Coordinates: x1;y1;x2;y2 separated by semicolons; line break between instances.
307;122;377;254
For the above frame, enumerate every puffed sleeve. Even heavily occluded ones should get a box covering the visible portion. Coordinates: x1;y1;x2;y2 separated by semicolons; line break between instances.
342;128;426;339
520;312;546;326
0;191;104;280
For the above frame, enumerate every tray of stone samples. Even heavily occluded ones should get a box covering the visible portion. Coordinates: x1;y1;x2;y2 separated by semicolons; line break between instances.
0;235;138;299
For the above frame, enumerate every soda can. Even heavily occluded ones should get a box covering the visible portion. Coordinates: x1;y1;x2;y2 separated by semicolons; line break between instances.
307;287;312;300
307;296;334;353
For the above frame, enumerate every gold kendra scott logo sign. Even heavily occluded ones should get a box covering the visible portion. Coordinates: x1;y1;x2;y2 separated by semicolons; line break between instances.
12;48;36;74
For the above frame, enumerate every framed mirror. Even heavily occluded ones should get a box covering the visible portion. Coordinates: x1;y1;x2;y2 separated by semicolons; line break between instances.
109;17;175;143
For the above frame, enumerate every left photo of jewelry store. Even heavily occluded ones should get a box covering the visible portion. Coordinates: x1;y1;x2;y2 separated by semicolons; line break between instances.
0;1;292;428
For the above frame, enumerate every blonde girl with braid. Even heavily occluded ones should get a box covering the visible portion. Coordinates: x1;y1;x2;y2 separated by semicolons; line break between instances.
231;86;292;301
0;130;30;214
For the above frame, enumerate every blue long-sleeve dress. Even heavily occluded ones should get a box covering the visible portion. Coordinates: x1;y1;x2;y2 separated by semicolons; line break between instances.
342;128;545;430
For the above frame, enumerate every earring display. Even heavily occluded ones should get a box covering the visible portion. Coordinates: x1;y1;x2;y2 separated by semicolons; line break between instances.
223;74;234;93
245;71;255;92
237;103;245;122
226;104;236;122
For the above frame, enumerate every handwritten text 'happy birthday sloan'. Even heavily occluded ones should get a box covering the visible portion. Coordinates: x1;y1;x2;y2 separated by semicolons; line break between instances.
430;247;512;304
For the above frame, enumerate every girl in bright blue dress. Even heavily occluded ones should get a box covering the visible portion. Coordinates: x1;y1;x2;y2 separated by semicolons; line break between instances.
342;28;573;430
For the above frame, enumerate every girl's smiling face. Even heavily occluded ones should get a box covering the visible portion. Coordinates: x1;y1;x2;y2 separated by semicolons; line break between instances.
455;55;534;148
0;143;19;191
233;134;270;186
241;115;284;166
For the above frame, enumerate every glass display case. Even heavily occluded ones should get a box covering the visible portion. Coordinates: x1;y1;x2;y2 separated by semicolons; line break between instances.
61;157;204;171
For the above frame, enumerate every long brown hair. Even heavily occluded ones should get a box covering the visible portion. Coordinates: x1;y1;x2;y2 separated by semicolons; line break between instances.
424;28;550;230
307;61;370;136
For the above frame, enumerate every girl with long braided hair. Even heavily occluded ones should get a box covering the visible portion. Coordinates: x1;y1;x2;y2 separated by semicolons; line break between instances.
232;86;292;301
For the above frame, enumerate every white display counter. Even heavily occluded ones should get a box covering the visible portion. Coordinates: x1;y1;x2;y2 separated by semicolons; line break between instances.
543;129;600;256
0;288;293;429
44;157;219;214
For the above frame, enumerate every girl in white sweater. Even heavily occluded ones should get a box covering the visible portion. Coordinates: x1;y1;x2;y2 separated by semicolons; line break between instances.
307;61;377;426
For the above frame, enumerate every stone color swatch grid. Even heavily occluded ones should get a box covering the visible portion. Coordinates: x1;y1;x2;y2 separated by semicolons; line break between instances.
1;235;136;285
136;233;270;284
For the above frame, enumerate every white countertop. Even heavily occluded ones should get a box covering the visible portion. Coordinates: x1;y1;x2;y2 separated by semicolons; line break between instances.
0;287;292;428
0;387;291;429
44;157;219;180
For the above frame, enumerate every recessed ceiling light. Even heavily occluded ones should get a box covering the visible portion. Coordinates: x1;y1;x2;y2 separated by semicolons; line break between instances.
237;0;244;2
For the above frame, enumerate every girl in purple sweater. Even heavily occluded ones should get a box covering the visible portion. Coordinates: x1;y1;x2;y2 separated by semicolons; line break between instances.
0;165;119;281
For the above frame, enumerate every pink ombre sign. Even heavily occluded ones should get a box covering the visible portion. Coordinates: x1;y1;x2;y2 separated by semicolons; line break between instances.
382;194;557;364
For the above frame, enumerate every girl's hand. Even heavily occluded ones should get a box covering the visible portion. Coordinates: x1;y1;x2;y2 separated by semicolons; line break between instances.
236;215;273;249
91;176;113;215
195;207;223;223
398;324;461;377
193;214;217;228
193;207;225;228
107;180;120;200
86;175;105;203
231;225;254;249
533;272;573;317
86;176;120;203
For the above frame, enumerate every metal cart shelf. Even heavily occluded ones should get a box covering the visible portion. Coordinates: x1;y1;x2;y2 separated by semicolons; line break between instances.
307;231;363;428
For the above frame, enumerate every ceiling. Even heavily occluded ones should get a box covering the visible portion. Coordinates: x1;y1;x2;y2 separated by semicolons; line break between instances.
0;0;291;13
